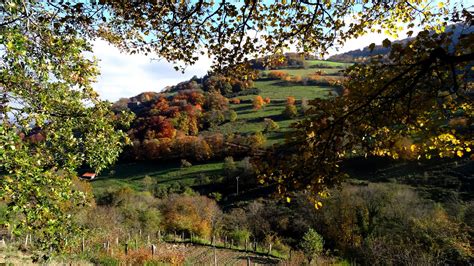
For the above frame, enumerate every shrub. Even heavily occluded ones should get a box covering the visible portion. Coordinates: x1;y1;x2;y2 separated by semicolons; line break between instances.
317;184;473;265
159;194;222;239
300;97;310;114
209;192;222;202
223;156;237;177
239;157;255;177
283;104;298;118
225;110;238;122
180;159;192;168
263;118;280;133
249;131;266;149
203;110;226;127
286;96;296;105
231;98;241;104
253;95;264;110
225;88;261;98
229;229;251;246
300;228;324;264
267;70;289;80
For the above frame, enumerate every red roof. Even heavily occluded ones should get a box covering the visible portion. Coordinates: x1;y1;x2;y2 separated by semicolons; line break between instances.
82;172;96;177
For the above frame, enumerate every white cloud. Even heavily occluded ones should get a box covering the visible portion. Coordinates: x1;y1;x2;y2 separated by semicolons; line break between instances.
92;40;212;102
92;24;420;101
327;29;420;57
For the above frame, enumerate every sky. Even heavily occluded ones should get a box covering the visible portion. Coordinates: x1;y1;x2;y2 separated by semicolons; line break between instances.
91;17;426;102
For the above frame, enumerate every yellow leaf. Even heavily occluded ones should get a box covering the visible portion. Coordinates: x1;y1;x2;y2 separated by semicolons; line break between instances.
466;147;471;152
410;144;416;152
457;150;463;157
315;202;323;209
438;2;444;8
286;197;291;203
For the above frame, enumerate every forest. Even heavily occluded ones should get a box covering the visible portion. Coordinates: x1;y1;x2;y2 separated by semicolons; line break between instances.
1;1;473;265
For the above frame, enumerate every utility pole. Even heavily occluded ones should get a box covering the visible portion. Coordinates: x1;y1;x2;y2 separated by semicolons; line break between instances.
236;176;240;195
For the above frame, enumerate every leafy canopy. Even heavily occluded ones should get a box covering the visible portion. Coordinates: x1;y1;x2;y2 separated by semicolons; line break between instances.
0;0;132;252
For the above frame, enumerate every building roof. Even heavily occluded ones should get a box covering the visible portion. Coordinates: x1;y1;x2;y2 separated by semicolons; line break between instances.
81;172;96;177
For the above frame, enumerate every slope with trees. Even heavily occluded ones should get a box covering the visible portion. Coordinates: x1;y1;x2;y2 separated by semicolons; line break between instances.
1;0;472;263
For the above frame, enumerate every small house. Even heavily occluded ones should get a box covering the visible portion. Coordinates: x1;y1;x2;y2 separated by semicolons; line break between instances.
81;172;96;180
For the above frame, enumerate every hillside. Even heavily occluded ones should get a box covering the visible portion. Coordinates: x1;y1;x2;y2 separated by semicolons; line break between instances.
96;59;346;195
328;23;473;62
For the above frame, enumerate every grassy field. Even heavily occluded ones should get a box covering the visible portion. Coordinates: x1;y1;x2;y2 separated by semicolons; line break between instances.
264;67;343;76
92;161;224;196
241;80;332;100
305;59;350;67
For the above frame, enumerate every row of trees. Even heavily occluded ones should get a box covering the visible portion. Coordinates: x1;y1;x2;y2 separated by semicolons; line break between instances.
124;132;265;162
167;73;258;97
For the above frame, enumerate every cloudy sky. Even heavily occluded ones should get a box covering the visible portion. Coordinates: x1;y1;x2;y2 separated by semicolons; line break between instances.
92;30;415;102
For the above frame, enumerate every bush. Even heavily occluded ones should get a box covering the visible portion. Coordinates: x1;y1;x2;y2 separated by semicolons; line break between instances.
159;194;222;239
300;97;310;114
225;110;238;122
267;70;289;80
229;229;251;246
300;228;324;264
253;95;264;110
263;118;280;133
180;159;192;168
225;88;261;98
203;110;226;127
283;104;298;118
223;156;237;177
209;192;222;202
317;184;473;265
286;96;296;105
230;98;241;104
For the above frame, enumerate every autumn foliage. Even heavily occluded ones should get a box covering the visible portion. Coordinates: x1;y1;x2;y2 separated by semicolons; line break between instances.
231;98;241;104
160;194;221;239
253;95;265;110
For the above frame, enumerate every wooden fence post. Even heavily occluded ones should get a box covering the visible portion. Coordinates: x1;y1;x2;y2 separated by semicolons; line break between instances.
268;243;272;255
125;243;128;255
81;236;85;253
214;245;217;266
245;239;248;252
151;244;156;257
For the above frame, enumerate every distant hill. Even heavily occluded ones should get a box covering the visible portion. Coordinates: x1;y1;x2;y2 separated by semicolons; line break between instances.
329;23;473;63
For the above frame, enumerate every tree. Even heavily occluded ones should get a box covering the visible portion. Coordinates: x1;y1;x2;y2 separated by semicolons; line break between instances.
263;118;280;133
283;103;298;119
256;21;474;206
253;95;265;110
300;228;324;264
225;110;238;122
1;0;469;251
0;1;132;252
